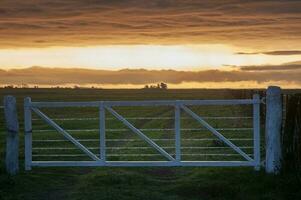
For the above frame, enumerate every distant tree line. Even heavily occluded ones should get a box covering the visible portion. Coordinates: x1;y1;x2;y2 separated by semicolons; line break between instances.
143;82;168;90
0;84;103;89
1;83;169;90
2;84;31;89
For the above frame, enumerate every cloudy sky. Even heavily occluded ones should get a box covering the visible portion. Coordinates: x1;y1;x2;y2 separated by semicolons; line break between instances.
0;0;301;88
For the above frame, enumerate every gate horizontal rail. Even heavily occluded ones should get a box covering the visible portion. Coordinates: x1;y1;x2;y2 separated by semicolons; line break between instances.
24;96;261;170
31;99;258;108
32;116;253;121
31;161;255;167
32;138;254;142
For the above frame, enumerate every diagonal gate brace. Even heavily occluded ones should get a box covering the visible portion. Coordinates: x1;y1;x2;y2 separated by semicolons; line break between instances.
105;106;175;161
181;105;253;162
31;108;100;161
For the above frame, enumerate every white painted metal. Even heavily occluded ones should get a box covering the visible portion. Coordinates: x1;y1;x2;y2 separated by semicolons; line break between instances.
30;99;259;108
32;153;253;157
32;138;253;142
253;94;261;170
25;97;261;169
31;107;100;161
24;97;32;170
31;116;252;121
105;99;257;107
105;106;175;161
99;102;106;161
181;105;253;162
31;161;254;167
33;127;253;132
31;101;99;108
175;103;181;161
33;146;254;150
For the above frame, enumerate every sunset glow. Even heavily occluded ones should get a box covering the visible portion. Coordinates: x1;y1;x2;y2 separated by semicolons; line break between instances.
0;45;300;70
0;0;301;88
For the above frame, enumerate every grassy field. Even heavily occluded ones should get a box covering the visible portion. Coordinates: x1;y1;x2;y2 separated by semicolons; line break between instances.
0;88;300;200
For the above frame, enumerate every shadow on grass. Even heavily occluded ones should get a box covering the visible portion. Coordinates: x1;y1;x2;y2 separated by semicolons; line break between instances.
2;167;298;200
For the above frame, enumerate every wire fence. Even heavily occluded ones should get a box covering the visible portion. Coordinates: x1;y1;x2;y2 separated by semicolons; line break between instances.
29;102;259;163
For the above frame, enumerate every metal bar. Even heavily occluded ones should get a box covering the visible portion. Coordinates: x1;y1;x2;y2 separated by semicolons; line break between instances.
32;153;253;157
34;129;99;132
33;129;93;132
33;127;253;132
24;97;32;170
32;116;252;121
32;138;254;142
33;146;254;150
105;106;175;161
181;105;254;162
32;117;99;121
175;103;181;161
253;94;261;170
99;102;106;161
33;147;100;150
104;99;257;106
31;102;99;108
31;161;254;167
115;153;253;157
30;99;258;108
31;108;100;161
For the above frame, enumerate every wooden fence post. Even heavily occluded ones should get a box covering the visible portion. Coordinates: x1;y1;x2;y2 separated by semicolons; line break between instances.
3;96;19;175
265;86;282;174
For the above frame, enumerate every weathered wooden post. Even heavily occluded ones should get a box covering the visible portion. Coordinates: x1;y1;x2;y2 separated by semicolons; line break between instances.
3;96;19;175
265;86;282;174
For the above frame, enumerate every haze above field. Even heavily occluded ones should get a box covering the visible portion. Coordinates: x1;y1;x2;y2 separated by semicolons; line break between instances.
0;0;301;88
1;65;301;89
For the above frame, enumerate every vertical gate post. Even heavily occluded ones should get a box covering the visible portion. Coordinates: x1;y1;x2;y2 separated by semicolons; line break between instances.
253;94;261;170
24;97;32;170
99;102;106;161
4;96;19;175
175;102;181;162
265;86;282;174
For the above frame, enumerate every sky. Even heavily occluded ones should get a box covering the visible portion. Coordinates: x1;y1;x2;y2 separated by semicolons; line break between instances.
0;0;301;88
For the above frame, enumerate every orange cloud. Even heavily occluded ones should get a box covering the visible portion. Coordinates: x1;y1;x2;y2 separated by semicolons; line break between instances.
0;1;301;49
237;50;301;55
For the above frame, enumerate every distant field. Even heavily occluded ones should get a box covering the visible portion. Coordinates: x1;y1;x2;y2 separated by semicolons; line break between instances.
0;88;300;200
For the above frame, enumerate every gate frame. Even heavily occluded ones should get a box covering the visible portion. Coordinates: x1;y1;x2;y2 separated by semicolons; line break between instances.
24;96;261;170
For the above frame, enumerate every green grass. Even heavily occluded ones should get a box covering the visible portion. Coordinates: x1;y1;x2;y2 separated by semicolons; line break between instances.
1;167;301;200
0;88;300;200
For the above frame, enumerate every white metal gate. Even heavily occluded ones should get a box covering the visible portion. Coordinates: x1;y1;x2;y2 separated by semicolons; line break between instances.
24;95;261;170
